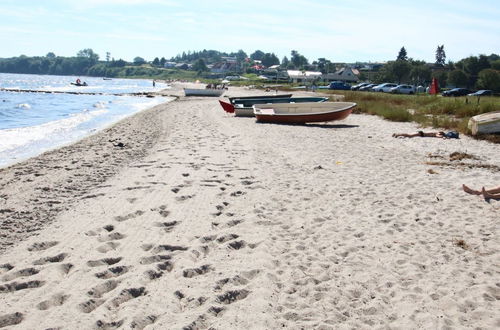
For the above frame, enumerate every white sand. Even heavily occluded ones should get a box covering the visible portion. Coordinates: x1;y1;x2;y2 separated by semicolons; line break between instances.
0;83;499;329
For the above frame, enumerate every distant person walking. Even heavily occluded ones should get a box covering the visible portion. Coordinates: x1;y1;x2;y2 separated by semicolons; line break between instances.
152;80;156;87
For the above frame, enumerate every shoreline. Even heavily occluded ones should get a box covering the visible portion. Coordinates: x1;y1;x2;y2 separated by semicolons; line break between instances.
0;83;498;328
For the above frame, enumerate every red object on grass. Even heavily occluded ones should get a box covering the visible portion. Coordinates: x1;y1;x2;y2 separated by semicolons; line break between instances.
429;78;439;95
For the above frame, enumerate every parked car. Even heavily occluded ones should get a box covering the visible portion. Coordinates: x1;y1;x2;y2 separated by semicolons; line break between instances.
442;88;470;97
358;83;378;91
389;84;416;94
468;90;492;96
372;83;398;92
328;81;351;90
351;82;370;91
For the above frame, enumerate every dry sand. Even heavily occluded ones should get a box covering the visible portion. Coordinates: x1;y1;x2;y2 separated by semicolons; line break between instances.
0;83;498;329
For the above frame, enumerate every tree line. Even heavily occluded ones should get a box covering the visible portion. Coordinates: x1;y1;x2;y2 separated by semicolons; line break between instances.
0;47;499;91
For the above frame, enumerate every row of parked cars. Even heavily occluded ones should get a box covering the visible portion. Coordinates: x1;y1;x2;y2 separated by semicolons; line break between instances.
349;82;416;94
330;81;493;97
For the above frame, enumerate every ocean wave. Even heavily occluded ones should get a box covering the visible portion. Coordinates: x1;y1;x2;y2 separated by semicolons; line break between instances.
15;103;31;109
0;108;108;153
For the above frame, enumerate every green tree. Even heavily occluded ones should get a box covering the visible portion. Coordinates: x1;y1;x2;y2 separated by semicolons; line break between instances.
160;57;166;67
397;47;408;61
281;56;290;68
152;57;160;66
250;50;265;61
46;52;56;58
476;69;500;91
192;58;208;72
392;60;411;83
133;56;146;65
435;45;446;67
77;48;99;64
290;50;308;69
447;69;468;87
261;53;280;67
409;64;431;85
491;59;500;70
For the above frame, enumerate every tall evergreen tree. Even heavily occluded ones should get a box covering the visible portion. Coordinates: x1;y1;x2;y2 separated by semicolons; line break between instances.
397;47;408;61
435;45;446;67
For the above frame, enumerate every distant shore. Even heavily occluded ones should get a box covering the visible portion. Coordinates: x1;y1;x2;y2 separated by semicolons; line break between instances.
0;83;498;329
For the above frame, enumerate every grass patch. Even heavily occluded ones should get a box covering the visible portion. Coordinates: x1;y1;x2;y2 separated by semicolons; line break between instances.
327;91;500;142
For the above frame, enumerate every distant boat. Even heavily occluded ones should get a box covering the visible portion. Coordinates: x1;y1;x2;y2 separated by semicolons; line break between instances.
253;102;356;124
103;77;112;80
70;82;87;87
468;111;500;135
184;88;224;97
229;97;329;117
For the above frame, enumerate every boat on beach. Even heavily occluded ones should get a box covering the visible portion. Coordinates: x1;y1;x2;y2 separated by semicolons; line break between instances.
184;88;224;97
253;102;356;124
468;111;500;135
219;97;329;117
228;94;292;103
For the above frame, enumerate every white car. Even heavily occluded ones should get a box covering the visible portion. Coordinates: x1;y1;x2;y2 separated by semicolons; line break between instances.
389;84;416;94
372;83;398;92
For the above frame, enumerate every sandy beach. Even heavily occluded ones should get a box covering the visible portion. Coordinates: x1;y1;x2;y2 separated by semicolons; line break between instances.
0;83;498;329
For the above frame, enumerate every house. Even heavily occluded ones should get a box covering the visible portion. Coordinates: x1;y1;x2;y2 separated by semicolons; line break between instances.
209;56;239;73
287;70;322;83
322;67;359;82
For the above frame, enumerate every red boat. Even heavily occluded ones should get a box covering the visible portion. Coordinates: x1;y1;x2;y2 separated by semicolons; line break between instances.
253;102;356;124
218;100;235;113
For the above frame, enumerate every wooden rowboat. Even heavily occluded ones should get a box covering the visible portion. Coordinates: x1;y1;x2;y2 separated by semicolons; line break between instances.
253;102;356;124
184;88;224;97
227;97;329;117
468;111;500;135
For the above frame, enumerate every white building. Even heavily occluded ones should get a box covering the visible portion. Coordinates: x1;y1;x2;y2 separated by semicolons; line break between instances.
322;67;359;82
287;70;323;83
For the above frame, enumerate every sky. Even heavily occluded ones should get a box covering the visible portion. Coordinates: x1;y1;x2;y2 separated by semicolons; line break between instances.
0;0;499;64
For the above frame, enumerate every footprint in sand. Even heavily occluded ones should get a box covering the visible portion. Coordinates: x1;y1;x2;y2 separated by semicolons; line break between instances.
97;232;126;243
95;266;129;279
2;267;39;281
27;241;59;252
153;221;178;233
97;242;120;253
129;315;157;329
36;293;70;310
114;210;145;222
108;287;146;309
87;280;120;298
0;280;45;293
182;265;214;278
87;257;122;267
78;298;105;313
32;253;68;265
216;289;250;304
0;312;24;328
94;319;124;329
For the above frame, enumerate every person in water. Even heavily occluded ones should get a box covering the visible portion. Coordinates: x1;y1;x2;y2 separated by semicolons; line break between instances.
392;130;459;139
463;184;500;199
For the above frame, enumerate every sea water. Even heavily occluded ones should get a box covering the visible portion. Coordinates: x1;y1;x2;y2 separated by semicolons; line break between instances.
0;73;173;168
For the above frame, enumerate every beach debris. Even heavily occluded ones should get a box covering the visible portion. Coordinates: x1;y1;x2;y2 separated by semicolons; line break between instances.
313;165;323;170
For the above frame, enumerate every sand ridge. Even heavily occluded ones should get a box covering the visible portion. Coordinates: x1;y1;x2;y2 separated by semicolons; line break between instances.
0;83;499;329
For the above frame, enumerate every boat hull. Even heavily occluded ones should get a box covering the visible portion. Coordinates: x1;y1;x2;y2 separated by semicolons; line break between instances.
468;111;500;135
218;100;235;113
228;94;292;103
184;88;224;97
254;102;356;124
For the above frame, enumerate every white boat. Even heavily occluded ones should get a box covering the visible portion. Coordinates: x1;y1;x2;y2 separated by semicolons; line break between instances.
184;88;224;97
468;111;500;135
